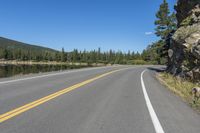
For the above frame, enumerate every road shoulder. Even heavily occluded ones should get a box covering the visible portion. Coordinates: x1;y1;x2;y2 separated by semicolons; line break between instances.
143;69;200;133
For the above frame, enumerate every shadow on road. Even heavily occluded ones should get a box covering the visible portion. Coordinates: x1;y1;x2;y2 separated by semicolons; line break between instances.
147;67;166;73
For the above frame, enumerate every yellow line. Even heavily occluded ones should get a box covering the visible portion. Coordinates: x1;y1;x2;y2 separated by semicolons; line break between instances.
0;69;121;123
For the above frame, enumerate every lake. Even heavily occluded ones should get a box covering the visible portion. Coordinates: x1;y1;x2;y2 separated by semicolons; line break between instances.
0;64;90;78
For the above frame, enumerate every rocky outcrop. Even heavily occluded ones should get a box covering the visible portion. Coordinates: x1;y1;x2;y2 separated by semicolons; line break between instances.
167;0;200;82
175;0;200;27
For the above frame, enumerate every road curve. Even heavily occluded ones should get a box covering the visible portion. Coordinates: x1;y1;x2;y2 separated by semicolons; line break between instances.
0;66;200;133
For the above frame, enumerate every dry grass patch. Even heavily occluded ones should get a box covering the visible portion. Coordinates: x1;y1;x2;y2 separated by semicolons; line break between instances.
157;72;200;112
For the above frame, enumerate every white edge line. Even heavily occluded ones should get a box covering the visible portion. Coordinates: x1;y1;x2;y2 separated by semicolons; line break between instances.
141;70;165;133
0;66;109;84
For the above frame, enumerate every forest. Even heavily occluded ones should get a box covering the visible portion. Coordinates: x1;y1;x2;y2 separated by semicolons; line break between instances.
0;37;160;65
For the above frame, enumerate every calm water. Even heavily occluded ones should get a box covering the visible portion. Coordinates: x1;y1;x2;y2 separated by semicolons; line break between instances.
0;64;90;78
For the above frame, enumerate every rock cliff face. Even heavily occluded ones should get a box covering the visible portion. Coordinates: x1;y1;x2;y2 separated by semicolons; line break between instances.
167;0;200;82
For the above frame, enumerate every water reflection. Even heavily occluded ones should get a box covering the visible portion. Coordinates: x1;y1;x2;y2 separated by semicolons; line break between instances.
0;64;89;78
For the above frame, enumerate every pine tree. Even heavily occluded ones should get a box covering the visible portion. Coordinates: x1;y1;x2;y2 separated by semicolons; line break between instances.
154;0;177;65
155;0;176;39
72;49;79;63
97;47;101;62
61;47;65;62
82;50;87;62
3;48;8;59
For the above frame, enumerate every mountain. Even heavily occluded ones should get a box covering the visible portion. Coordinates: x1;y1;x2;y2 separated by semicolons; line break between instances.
0;37;57;53
0;37;59;61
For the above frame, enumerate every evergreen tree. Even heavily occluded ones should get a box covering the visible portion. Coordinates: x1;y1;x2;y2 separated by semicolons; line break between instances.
61;47;65;62
97;47;101;62
55;52;61;62
154;0;176;40
3;48;8;59
154;0;177;64
72;49;79;62
82;50;87;62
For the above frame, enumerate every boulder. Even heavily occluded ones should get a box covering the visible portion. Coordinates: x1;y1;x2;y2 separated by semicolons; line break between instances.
167;0;200;82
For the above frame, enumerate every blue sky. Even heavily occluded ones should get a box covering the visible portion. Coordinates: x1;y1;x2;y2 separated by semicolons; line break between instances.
0;0;176;52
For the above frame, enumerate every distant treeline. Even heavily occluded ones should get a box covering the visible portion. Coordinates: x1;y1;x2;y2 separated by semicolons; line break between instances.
0;37;162;65
0;47;145;64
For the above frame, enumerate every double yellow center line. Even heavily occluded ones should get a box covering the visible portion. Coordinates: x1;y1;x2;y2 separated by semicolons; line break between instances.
0;69;121;123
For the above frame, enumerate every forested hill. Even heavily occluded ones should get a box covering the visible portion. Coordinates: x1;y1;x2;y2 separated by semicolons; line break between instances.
0;37;57;52
0;37;59;61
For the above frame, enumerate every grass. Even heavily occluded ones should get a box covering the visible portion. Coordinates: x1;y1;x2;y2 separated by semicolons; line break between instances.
157;72;200;112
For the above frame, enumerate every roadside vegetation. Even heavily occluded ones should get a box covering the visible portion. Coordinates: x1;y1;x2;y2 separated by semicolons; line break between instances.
157;72;200;112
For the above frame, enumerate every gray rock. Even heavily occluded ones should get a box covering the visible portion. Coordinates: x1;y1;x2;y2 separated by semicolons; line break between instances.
166;0;200;82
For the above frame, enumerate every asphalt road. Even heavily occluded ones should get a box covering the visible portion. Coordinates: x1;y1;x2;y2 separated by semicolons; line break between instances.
0;65;200;133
